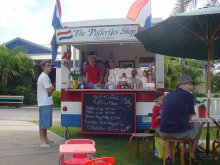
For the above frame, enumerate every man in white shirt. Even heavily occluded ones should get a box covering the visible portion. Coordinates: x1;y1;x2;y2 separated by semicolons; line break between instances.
128;69;141;84
37;60;54;148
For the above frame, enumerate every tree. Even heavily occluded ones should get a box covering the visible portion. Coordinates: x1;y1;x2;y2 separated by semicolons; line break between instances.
14;52;36;86
0;45;21;88
172;0;191;15
211;71;220;93
172;0;220;15
164;57;183;91
164;56;204;94
0;45;36;92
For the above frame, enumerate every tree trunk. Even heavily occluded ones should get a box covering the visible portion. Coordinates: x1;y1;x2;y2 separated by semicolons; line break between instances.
1;73;8;88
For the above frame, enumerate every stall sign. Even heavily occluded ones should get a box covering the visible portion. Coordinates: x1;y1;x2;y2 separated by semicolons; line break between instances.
82;92;136;134
56;25;139;44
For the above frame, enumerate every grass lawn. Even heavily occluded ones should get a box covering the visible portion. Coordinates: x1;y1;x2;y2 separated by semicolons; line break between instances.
50;125;220;165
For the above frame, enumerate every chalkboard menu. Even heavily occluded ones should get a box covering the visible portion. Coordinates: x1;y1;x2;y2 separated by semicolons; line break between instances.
82;92;136;134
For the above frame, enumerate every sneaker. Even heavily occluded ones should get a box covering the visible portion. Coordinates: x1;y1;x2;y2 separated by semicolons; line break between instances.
165;157;172;164
40;144;51;148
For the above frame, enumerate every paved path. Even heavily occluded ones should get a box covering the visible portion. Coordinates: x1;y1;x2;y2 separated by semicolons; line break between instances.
0;105;60;121
0;105;65;165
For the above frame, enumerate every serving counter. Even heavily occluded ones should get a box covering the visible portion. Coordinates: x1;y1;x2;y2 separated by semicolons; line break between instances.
61;89;157;135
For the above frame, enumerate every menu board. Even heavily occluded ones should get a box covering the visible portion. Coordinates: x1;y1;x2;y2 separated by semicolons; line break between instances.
82;92;136;134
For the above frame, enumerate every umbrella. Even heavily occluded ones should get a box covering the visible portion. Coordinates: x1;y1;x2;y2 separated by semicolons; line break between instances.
135;6;220;154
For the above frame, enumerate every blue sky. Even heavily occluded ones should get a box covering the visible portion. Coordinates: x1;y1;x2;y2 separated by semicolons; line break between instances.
0;0;177;45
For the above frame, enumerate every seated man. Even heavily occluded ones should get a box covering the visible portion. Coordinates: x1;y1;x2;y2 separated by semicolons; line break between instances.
159;75;202;164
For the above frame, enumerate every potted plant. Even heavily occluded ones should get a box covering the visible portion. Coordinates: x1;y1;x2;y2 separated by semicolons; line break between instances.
197;99;206;118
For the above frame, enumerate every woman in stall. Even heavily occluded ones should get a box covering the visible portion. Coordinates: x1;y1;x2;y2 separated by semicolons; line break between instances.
146;68;155;83
104;59;117;84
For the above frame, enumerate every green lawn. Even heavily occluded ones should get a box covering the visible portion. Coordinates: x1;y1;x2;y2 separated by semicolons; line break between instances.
50;126;220;165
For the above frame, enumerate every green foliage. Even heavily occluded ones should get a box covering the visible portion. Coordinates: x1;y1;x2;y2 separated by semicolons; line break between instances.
0;85;9;94
164;57;182;91
0;44;36;88
0;45;20;87
197;99;207;109
164;56;204;94
212;72;220;93
171;0;217;16
53;91;61;108
13;85;34;104
195;93;206;97
172;0;191;15
0;44;37;105
213;93;220;97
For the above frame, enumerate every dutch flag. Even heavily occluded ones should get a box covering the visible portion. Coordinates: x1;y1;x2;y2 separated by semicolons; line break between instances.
127;0;152;29
51;0;62;66
57;30;73;41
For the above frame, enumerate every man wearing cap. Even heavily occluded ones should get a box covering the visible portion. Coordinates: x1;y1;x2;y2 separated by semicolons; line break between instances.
159;75;202;164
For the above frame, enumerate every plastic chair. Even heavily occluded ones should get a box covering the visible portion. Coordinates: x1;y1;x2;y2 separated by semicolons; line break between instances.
63;139;96;165
81;157;116;165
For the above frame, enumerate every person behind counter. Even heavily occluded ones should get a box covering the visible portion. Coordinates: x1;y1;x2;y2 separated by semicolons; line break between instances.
104;59;117;84
146;68;155;83
128;69;142;84
84;56;102;84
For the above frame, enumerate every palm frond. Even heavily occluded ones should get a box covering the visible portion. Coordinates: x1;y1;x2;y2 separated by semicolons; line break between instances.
172;0;191;15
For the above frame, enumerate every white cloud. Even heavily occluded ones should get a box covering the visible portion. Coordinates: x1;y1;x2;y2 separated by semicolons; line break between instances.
0;0;53;44
0;0;176;44
19;7;53;44
62;0;134;22
0;0;35;27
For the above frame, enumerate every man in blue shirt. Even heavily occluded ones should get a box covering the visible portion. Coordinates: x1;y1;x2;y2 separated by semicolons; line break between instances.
160;75;202;164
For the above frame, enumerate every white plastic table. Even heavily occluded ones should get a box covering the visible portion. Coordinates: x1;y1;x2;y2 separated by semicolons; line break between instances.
59;144;96;165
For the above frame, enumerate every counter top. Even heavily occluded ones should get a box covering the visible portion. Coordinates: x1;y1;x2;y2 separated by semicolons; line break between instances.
65;89;156;92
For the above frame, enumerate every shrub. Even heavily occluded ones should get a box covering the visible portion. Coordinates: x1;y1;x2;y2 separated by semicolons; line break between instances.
13;85;34;104
213;93;220;97
0;85;9;94
53;91;61;108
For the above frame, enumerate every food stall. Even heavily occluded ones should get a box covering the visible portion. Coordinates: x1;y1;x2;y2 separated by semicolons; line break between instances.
56;18;164;136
